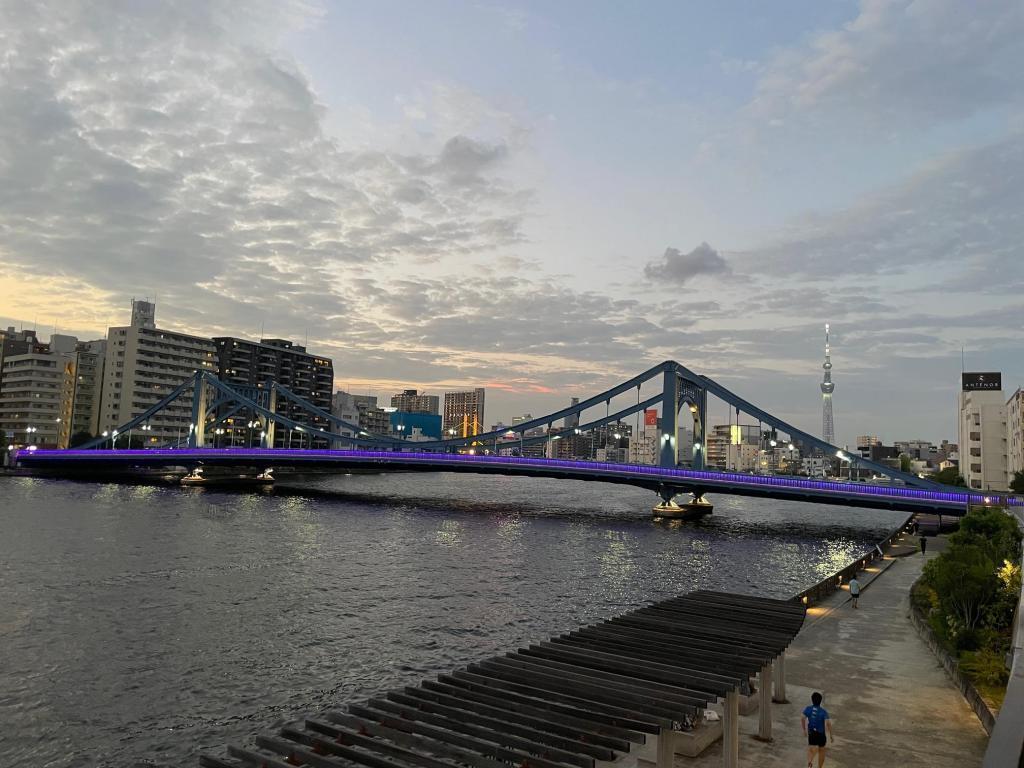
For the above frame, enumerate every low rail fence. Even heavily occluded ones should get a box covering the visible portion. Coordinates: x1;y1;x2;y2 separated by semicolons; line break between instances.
794;513;914;607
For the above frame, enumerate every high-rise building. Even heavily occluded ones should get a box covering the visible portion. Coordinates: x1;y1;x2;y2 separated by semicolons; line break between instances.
958;372;1008;492
99;300;217;446
705;423;759;469
213;336;334;447
0;336;76;448
390;389;439;415
333;391;390;435
64;339;107;445
564;397;580;429
0;334;105;449
820;323;835;446
1007;387;1024;486
443;388;485;438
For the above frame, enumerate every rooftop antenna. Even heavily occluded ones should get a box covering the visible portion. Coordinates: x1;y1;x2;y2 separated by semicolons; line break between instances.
961;345;965;373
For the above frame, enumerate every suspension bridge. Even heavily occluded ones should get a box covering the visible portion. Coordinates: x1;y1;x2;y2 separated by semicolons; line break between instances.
12;360;1016;515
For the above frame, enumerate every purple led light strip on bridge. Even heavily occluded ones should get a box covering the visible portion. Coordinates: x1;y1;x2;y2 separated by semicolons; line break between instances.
17;447;1022;508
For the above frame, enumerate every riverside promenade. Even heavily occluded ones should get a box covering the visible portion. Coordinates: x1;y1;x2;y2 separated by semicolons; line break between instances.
689;533;990;767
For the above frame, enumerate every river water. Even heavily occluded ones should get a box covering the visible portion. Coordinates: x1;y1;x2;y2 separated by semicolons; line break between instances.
0;472;905;767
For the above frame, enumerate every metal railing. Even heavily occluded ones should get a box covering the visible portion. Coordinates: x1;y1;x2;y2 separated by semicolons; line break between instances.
982;507;1024;768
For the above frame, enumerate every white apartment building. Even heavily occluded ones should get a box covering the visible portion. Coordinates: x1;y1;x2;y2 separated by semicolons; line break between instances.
958;372;1008;492
99;300;216;446
1008;387;1024;485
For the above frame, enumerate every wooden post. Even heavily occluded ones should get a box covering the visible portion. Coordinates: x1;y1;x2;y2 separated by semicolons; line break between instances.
723;688;739;768
757;663;773;741
656;727;675;768
772;651;788;703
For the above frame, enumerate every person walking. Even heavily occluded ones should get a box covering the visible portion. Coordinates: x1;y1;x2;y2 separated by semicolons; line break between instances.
920;535;927;555
848;575;861;609
801;691;833;768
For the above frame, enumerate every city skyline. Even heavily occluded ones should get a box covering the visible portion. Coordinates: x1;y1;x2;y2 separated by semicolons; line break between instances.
2;1;1023;446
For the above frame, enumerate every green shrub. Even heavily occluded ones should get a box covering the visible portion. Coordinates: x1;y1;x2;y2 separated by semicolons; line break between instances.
923;544;999;631
959;648;1009;687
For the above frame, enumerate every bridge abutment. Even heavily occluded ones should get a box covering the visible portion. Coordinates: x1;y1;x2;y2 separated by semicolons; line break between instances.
652;485;714;520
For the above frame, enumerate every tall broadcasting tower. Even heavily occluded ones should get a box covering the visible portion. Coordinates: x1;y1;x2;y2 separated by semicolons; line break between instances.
820;323;835;446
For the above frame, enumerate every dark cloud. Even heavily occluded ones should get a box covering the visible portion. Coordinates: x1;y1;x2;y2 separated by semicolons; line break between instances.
643;243;731;285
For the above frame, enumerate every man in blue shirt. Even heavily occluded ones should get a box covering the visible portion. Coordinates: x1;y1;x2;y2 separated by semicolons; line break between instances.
801;691;833;767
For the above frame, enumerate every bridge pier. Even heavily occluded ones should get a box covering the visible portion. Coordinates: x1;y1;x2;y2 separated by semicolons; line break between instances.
652;485;714;519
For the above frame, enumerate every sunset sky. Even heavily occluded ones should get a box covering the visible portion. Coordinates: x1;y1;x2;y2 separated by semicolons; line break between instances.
1;0;1022;445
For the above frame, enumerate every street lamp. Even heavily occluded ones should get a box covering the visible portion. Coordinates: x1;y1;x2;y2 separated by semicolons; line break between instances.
247;421;256;447
111;429;119;449
214;427;224;448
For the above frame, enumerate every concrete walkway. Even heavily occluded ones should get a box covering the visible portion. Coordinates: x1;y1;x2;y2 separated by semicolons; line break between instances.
686;533;989;767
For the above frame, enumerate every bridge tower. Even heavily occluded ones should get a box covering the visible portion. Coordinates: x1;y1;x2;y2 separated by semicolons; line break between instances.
820;323;835;446
659;369;678;468
188;372;208;448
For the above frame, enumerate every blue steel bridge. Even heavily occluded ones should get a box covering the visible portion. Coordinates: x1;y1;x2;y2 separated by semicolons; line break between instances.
13;359;1018;515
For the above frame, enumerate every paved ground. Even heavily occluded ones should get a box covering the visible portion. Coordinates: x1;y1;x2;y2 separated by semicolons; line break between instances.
685;533;990;767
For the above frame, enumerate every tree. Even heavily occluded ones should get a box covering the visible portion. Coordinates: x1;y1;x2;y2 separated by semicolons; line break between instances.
923;543;999;633
899;453;913;473
930;466;966;487
951;505;1023;566
1011;471;1024;495
69;430;93;448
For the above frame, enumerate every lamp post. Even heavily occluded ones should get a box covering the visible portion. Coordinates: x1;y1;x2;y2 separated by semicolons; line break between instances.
140;423;152;448
259;430;266;448
247;421;256;448
25;425;37;448
214;427;224;448
111;430;119;449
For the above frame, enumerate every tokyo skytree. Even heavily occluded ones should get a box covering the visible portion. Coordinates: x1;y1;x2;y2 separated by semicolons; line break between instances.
820;323;835;446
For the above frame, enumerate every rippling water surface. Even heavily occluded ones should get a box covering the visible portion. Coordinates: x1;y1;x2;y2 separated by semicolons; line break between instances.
0;472;905;767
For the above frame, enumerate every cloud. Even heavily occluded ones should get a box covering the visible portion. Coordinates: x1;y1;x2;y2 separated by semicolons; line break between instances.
643;243;731;285
749;0;1024;129
739;134;1024;279
0;0;526;331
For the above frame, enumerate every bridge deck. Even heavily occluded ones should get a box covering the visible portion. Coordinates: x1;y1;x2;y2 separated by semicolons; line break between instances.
15;448;1018;514
196;590;805;768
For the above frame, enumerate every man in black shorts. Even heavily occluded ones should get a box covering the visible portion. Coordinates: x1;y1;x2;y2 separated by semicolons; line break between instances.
801;691;833;767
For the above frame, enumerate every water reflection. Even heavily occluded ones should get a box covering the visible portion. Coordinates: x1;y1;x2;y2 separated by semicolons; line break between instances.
0;473;903;767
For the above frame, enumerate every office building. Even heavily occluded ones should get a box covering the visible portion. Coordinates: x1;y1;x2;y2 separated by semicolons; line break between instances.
1008;388;1024;484
99;300;217;446
213;336;334;447
390;411;442;440
443;388;485;438
958;372;1008;492
390;389;439;415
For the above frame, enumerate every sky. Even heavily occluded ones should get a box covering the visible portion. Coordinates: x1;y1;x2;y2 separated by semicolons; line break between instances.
1;0;1022;446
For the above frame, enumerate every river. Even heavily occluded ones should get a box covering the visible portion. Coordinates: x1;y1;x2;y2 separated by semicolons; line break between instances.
0;472;905;766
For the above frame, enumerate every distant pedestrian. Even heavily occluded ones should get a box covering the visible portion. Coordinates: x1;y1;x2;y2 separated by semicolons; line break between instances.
802;691;833;768
920;535;927;555
848;576;861;609
911;519;919;535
